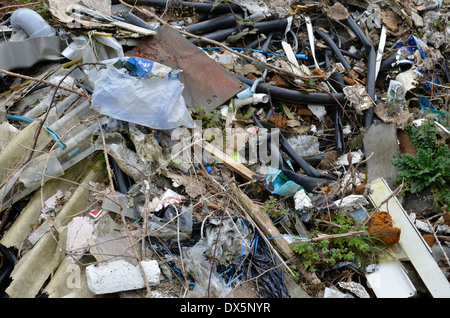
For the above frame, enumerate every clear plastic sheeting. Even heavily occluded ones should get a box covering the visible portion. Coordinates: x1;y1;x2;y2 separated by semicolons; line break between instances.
203;217;254;266
182;238;234;298
91;57;194;130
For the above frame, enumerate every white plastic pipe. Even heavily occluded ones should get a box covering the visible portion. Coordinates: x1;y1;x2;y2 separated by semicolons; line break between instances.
10;8;55;38
234;93;269;108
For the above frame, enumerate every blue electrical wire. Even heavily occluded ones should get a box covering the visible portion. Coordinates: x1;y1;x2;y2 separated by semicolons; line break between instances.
7;115;66;150
202;46;308;60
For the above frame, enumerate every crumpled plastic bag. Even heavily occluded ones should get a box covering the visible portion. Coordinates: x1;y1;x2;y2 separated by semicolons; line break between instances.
91;56;194;130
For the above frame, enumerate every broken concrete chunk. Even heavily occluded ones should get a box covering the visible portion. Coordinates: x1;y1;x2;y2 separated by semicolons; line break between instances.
86;259;160;295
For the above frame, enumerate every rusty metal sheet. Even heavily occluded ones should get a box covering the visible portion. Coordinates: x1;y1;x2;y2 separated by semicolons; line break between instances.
126;24;244;112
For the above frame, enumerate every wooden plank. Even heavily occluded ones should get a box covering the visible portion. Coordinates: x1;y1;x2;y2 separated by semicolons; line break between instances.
202;141;257;181
369;177;450;298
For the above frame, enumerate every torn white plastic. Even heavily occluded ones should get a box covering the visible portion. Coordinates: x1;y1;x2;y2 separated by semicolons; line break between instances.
155;189;182;211
308;105;326;121
294;189;313;210
281;40;310;78
336;150;364;166
365;253;417;298
375;25;386;78
305;16;320;69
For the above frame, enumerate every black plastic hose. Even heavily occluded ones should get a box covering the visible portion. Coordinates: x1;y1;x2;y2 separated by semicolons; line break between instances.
190;19;289;46
184;13;241;34
343;12;376;128
122;11;155;30
260;32;274;51
235;74;346;105
115;0;243;14
254;125;335;192
315;29;351;71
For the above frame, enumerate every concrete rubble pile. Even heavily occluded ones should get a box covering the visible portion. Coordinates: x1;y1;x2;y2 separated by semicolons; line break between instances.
0;0;449;300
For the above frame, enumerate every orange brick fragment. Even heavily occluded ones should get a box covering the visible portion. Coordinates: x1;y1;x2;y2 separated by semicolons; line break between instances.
367;211;401;245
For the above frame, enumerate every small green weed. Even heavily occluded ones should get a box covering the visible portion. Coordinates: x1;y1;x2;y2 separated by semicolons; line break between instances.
262;195;289;220
190;107;223;129
292;213;382;273
391;120;449;210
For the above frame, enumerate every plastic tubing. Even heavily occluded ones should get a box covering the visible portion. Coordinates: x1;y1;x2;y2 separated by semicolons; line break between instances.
235;74;346;105
315;29;351;70
117;0;243;14
122;11;155;30
253;115;334;180
342;7;376;128
234;93;269;108
7;115;66;150
184;13;241;34
10;8;55;38
190;19;289;45
253;125;334;192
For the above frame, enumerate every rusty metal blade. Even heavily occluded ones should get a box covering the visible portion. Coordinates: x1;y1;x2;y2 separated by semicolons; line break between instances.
126;24;243;112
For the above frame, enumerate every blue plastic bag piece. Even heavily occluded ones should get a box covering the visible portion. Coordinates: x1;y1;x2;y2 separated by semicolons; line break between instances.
119;56;155;78
419;97;445;117
266;167;302;196
117;56;179;79
422;75;440;89
407;35;427;59
92;57;194;130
